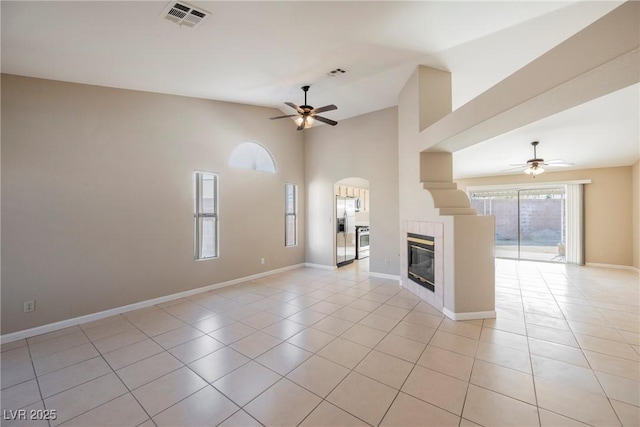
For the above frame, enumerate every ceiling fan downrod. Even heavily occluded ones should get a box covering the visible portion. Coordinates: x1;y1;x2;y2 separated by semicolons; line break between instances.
301;85;310;109
529;141;543;163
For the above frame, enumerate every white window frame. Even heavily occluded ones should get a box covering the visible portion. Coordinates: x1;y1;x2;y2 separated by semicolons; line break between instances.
467;180;589;265
285;183;298;247
194;171;219;260
228;142;277;173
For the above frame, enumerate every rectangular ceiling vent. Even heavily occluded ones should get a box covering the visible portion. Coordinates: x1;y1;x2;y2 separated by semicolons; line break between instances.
161;1;210;28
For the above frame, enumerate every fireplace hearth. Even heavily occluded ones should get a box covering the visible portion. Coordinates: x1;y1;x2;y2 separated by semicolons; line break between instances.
407;233;435;292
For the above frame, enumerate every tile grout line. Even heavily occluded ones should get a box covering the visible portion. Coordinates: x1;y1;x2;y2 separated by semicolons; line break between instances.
227;274;385;426
147;271;390;426
373;313;446;427
7;262;636;426
25;336;52;427
458;315;487;426
521;261;624;426
288;284;396;424
42;326;137;427
291;280;405;427
78;313;196;425
541;265;627;427
114;303;259;425
523;265;545;427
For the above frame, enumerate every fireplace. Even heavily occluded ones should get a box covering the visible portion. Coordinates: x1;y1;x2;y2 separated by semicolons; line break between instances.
407;233;435;292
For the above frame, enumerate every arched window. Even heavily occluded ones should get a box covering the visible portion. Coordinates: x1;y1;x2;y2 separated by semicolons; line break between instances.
228;142;276;173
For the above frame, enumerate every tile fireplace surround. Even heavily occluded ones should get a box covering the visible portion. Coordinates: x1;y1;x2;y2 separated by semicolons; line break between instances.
403;221;445;312
401;216;496;321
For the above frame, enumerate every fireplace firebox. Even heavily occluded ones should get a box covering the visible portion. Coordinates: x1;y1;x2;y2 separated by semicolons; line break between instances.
407;233;435;292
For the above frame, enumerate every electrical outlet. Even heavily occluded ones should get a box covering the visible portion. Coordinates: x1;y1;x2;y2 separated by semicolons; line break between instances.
24;300;35;313
261;258;265;265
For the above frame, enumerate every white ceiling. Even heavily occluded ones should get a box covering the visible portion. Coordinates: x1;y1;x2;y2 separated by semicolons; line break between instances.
2;1;637;178
453;83;640;178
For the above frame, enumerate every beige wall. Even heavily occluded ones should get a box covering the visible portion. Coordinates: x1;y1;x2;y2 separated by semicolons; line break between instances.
456;166;635;267
304;107;400;275
1;74;305;334
633;161;640;268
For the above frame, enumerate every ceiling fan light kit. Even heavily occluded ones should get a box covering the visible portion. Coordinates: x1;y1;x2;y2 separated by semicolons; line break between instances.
525;141;544;177
524;165;545;175
295;115;314;128
505;141;574;177
270;85;338;131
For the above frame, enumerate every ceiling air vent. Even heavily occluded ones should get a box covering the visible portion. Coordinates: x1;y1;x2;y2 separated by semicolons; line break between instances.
161;1;210;28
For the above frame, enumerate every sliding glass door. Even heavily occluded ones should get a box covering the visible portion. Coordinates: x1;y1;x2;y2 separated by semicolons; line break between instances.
470;187;566;262
471;190;519;259
518;188;566;262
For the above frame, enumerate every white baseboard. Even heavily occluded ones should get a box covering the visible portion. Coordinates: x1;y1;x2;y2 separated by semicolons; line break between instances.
443;308;496;321
302;262;401;282
368;271;400;281
304;262;337;271
585;263;640;272
1;263;306;344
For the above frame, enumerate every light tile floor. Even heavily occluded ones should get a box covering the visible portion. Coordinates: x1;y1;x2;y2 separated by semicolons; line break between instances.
2;259;639;426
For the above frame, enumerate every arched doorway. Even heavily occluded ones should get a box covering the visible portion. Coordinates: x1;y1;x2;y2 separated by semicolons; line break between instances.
334;177;370;272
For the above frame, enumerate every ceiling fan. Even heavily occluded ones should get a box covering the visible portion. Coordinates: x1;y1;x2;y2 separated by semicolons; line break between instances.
506;141;574;176
270;85;338;131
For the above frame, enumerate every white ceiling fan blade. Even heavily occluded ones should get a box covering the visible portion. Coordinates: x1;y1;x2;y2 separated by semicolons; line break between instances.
502;166;527;172
542;159;574;166
543;162;574;167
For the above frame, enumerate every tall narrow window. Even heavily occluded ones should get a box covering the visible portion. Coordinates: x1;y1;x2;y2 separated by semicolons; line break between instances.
285;183;297;247
194;171;218;260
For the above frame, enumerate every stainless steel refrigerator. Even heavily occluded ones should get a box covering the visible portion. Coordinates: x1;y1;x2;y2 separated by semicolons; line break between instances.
336;197;357;267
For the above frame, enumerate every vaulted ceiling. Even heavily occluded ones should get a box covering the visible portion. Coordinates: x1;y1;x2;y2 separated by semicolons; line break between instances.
2;1;637;178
